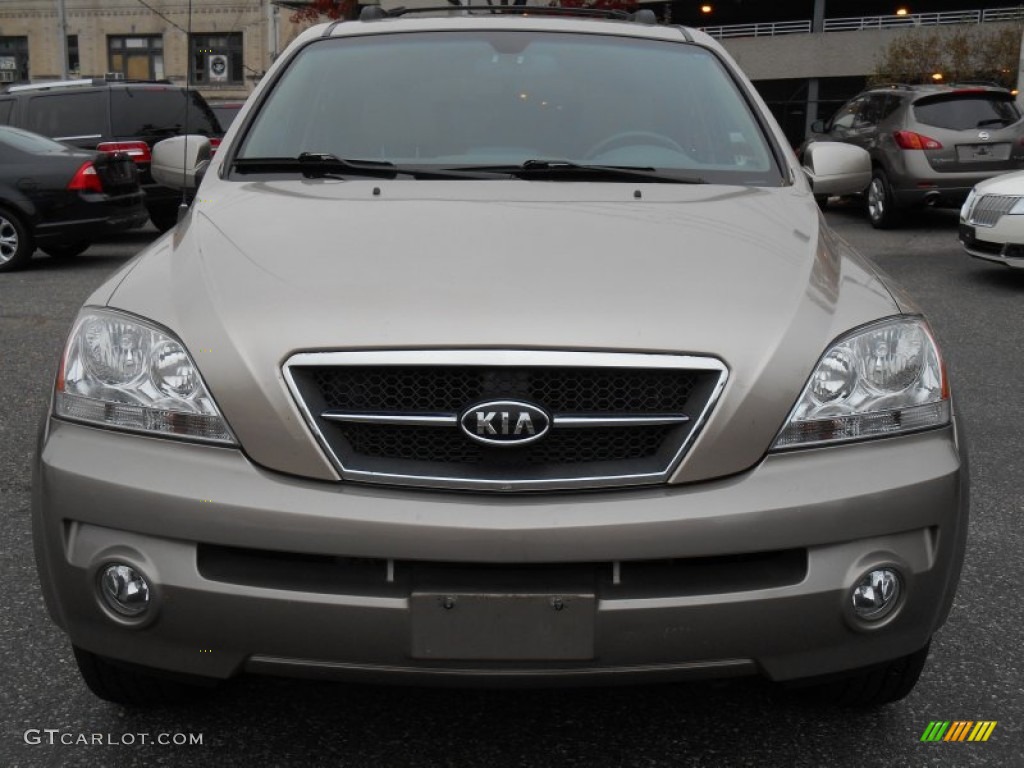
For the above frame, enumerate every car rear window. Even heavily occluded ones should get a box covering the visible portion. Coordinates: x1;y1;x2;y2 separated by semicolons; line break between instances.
0;124;71;153
238;31;781;185
110;88;222;139
25;91;107;139
913;92;1022;131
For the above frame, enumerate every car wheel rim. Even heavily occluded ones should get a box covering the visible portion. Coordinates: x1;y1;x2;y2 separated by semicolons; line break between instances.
867;178;885;222
0;217;18;264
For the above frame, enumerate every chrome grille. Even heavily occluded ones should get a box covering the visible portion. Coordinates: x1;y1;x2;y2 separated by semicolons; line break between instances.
284;351;728;492
968;194;1022;227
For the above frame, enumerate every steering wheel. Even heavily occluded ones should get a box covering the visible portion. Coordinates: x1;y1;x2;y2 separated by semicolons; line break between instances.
585;131;689;160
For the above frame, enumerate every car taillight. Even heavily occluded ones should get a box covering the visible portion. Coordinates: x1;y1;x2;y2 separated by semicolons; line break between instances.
893;130;943;150
67;161;104;193
96;141;152;164
209;137;221;156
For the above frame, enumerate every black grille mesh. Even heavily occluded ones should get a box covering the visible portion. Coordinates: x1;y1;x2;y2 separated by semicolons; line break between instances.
339;423;674;465
296;364;717;486
312;367;697;414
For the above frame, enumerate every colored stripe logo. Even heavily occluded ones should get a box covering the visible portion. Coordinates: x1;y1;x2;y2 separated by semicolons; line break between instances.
920;721;997;742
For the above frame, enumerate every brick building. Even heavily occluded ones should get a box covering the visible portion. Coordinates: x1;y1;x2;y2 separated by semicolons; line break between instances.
0;0;311;100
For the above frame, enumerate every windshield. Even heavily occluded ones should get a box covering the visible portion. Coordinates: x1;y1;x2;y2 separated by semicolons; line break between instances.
237;31;780;184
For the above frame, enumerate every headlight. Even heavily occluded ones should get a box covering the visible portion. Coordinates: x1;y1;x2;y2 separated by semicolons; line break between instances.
772;317;950;450
55;308;236;444
960;188;976;220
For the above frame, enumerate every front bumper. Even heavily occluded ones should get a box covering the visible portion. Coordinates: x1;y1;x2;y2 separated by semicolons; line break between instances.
33;417;968;686
959;220;1024;269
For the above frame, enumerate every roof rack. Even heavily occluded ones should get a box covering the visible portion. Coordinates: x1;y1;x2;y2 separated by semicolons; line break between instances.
7;76;174;94
358;4;657;23
869;83;918;91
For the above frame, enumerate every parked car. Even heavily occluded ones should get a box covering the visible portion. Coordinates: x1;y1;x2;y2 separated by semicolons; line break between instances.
33;9;967;709
959;170;1024;268
0;125;146;272
0;78;222;232
807;83;1024;228
207;100;245;130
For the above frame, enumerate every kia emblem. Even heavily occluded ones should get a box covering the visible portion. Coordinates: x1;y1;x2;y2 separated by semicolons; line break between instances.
459;400;550;446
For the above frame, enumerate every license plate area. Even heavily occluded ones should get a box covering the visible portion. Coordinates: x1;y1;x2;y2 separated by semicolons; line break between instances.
956;143;1011;162
411;592;595;660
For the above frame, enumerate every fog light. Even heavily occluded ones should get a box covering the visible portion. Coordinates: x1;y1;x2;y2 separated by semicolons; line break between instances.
851;568;902;620
99;563;151;617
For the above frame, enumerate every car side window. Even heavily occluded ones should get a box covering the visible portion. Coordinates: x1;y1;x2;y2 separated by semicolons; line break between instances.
24;91;107;140
856;95;888;128
879;94;902;122
830;97;865;133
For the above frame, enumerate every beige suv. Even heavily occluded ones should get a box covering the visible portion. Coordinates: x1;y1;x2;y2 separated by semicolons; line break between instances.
33;8;967;708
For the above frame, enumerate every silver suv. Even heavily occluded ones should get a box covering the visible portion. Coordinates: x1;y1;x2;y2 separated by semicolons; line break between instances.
33;8;967;708
809;84;1024;228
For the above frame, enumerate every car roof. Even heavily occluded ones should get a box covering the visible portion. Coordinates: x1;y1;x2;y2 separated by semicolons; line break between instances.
863;83;1012;99
295;12;712;48
5;78;181;95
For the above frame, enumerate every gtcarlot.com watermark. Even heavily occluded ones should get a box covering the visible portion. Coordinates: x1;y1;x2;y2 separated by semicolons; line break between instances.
25;729;203;746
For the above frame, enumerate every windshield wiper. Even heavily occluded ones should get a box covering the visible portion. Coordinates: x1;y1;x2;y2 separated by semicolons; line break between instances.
233;153;400;179
446;159;705;184
976;117;1014;128
233;154;509;180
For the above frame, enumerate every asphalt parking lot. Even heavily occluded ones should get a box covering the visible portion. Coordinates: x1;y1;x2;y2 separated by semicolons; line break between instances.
1;208;1021;767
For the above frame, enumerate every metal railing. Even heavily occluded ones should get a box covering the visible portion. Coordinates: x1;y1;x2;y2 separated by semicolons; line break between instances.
699;20;811;39
701;6;1024;40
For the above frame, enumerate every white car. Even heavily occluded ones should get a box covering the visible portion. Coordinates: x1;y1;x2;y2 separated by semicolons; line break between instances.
960;170;1024;268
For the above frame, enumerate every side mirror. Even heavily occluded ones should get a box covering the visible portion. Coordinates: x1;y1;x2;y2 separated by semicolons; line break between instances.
151;136;212;190
810;119;827;134
801;141;871;197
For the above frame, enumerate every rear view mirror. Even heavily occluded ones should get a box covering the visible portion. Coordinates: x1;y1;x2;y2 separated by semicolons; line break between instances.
151;136;211;191
801;141;871;197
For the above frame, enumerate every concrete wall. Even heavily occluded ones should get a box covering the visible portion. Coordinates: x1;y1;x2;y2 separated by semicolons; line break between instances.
719;22;1024;81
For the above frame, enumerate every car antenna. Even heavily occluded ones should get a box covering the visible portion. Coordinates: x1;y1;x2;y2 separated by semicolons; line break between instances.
179;0;194;223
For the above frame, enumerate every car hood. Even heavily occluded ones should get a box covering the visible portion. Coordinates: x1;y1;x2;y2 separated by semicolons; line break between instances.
972;169;1024;196
104;178;900;483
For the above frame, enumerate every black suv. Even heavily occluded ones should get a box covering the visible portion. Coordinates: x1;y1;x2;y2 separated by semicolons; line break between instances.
807;84;1024;228
0;78;223;232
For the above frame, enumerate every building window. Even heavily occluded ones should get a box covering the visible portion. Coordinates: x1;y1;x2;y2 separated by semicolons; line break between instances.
190;33;244;86
0;37;30;84
67;35;80;78
108;35;164;80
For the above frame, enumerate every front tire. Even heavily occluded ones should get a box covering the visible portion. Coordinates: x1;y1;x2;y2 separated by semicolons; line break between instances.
43;241;90;259
866;169;902;229
147;205;181;234
73;646;217;707
0;207;33;272
787;641;931;708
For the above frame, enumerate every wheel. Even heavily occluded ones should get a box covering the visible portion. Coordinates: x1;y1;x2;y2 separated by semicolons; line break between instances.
0;206;34;273
866;169;902;229
585;131;688;160
814;194;830;210
786;641;931;708
43;241;90;259
73;646;217;707
147;205;181;233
